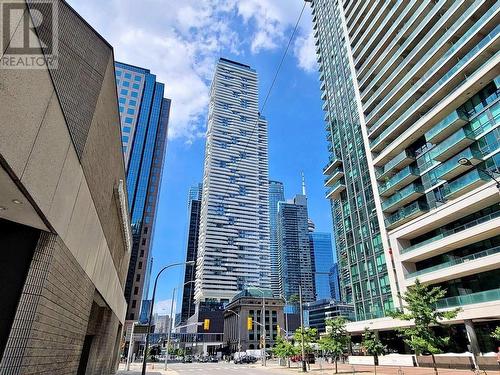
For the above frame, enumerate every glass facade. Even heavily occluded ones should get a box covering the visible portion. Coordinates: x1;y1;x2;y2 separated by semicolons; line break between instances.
268;180;285;297
309;232;335;300
310;0;392;320
115;62;171;320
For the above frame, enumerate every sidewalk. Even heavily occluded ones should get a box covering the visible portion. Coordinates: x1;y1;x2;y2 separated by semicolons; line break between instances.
116;362;179;375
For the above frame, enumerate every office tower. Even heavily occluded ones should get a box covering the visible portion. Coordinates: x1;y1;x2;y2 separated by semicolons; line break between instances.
269;180;285;296
309;232;335;300
115;62;171;321
329;263;341;301
311;0;500;348
195;58;271;304
0;1;130;371
278;195;316;303
180;183;203;323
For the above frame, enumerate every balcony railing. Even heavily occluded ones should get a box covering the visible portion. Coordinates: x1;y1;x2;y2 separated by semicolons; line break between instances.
406;245;500;279
381;183;424;213
444;169;489;200
385;201;428;230
376;149;415;180
435;147;482;181
323;156;342;175
436;288;500;309
326;180;346;200
401;210;500;254
324;169;344;186
425;110;468;144
379;165;420;196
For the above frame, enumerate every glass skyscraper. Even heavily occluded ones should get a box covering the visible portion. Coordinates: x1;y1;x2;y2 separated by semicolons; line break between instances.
309;232;335;300
195;58;271;304
309;0;500;350
268;180;285;297
278;194;316;303
115;62;171;321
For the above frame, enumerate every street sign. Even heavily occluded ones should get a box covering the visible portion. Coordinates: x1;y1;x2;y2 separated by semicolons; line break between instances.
134;324;155;334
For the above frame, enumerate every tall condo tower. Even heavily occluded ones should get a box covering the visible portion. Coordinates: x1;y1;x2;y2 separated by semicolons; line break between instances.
195;58;271;304
115;62;171;321
269;180;285;297
309;0;500;349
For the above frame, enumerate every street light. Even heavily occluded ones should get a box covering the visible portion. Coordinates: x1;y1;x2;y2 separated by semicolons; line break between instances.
226;309;241;353
141;261;195;375
299;285;307;373
458;157;500;190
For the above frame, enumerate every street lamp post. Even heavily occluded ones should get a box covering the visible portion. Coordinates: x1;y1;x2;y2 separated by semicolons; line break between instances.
126;321;137;371
299;285;307;373
227;309;241;353
141;261;194;375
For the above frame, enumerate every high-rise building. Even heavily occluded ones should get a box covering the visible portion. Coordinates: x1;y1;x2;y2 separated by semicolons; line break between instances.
180;183;203;324
195;58;271;304
278;194;316;303
115;62;171;321
310;0;500;351
309;232;335;300
329;263;341;301
0;1;130;371
269;180;285;296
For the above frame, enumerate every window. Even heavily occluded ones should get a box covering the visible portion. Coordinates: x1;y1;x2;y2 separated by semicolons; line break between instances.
222;118;229;126
241;83;248;89
144;227;148;234
140;249;144;257
119;106;124;112
119;97;126;104
122;81;130;87
131;300;137;308
125;117;133;124
222;103;229;110
240;99;248;108
131;91;138;98
228;217;235;225
116;70;122;76
127;108;134;115
134;287;139;295
133;83;140;89
129;100;137;106
240;151;247;159
134;75;142;81
240;116;247;122
124;72;132;79
123;126;131;133
239;186;247;195
122;135;129;143
136;274;140;282
142;238;146;246
219;160;227;168
138;262;143;269
229;176;236;184
233;91;240;98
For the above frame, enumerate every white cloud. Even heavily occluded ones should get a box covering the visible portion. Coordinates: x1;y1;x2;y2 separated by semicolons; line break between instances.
67;0;315;142
294;30;317;73
153;299;177;316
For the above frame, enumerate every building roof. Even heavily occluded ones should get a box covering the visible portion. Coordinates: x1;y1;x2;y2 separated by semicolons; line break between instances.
231;287;274;301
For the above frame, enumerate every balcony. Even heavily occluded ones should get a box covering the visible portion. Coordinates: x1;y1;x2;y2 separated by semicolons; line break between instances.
385;201;428;230
436;288;500;309
323;156;342;175
444;169;489;200
425;110;469;144
401;210;500;255
431;127;475;162
406;245;500;279
324;169;344;187
326;180;346;200
381;183;424;213
435;147;482;181
376;149;415;181
379;165;420;197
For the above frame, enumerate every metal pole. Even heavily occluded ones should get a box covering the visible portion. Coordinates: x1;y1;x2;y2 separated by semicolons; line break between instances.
238;313;241;353
262;293;266;366
164;288;176;371
299;285;307;372
126;322;136;371
284;298;289;340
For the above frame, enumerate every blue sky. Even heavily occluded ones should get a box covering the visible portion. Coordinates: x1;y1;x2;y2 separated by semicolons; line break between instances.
69;0;332;315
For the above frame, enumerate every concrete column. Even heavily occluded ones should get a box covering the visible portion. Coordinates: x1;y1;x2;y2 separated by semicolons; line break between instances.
464;319;480;355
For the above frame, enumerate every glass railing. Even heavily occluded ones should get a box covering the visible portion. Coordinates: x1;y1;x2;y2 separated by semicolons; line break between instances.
435;147;482;179
430;126;474;160
323;156;342;173
367;7;499;134
406;245;500;279
324;168;343;184
401;210;500;254
385;201;429;228
326;180;345;198
444;169;488;198
379;165;420;194
381;183;423;212
376;149;415;179
369;23;500;150
425;110;469;143
436;288;500;309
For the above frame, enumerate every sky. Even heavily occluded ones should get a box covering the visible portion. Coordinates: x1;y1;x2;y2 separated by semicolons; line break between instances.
68;0;332;316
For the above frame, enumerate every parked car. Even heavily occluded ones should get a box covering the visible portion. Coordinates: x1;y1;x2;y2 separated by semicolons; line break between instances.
291;353;315;364
209;356;219;363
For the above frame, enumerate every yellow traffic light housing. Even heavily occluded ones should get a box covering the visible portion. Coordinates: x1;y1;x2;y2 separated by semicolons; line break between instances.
203;319;210;331
247;317;253;330
277;324;281;336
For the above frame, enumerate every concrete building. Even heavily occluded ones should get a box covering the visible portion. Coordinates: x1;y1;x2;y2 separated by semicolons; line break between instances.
269;180;285;297
278;194;316;303
223;289;285;353
153;314;171;334
114;62;171;322
309;0;500;352
309;232;335;300
195;58;271;304
0;1;130;372
304;299;354;333
180;183;203;324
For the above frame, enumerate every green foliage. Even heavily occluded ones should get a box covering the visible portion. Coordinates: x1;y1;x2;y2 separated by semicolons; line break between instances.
362;328;386;357
323;317;350;358
293;327;318;353
388;279;460;355
491;326;500;340
272;336;298;359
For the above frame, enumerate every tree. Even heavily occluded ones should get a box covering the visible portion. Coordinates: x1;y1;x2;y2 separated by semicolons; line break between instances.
362;328;386;375
272;335;297;367
323;317;350;374
293;326;318;354
491;326;500;341
389;279;460;375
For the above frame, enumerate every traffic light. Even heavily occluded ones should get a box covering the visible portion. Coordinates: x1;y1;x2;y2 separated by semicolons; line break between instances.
247;317;253;330
203;319;210;331
277;324;281;337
